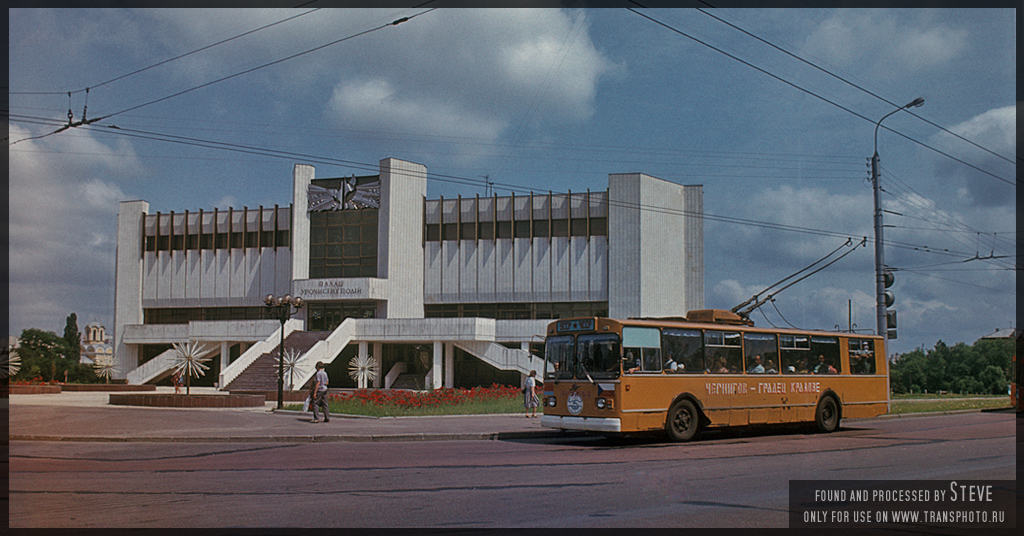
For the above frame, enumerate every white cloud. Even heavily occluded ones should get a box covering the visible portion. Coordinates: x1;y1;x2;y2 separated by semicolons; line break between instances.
328;78;507;141
802;10;967;76
929;105;1015;207
322;9;613;144
8;123;135;335
724;184;872;265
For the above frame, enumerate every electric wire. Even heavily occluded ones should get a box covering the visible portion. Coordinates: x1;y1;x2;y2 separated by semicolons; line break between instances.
102;10;434;121
8;10;435;146
8;108;995;261
68;119;986;260
770;299;799;330
694;8;1015;166
625;8;1015;188
9;8;322;96
731;238;854;313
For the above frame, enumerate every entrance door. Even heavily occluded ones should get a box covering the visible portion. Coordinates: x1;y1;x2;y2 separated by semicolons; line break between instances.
308;302;377;331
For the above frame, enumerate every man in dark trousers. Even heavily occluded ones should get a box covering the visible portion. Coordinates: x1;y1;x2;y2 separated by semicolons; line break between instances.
310;361;330;423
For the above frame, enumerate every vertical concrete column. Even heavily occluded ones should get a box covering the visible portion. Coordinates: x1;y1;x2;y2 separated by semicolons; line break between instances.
291;164;313;283
358;341;369;389
432;340;443;390
521;342;532;369
378;158;427;318
444;343;454;388
220;341;231;375
372;342;383;388
114;200;149;381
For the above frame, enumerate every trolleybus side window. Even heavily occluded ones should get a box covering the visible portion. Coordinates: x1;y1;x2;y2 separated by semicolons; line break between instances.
744;333;778;374
576;334;621;379
662;328;703;373
623;327;661;374
811;336;842;374
545;335;575;380
780;334;810;373
705;330;742;374
848;339;876;374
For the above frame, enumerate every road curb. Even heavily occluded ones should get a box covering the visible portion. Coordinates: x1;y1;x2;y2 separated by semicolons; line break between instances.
7;430;571;443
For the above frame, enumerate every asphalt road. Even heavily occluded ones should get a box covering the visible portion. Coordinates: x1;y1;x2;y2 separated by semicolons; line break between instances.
9;410;1016;528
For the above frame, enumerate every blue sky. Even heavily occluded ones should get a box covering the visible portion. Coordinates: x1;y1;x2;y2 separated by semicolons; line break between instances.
8;8;1016;356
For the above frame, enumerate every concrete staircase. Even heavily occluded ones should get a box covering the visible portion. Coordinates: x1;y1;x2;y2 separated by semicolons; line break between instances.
390;374;424;390
224;331;330;391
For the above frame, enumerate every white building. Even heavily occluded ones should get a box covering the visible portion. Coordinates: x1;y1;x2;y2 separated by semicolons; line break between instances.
113;157;703;390
80;322;113;365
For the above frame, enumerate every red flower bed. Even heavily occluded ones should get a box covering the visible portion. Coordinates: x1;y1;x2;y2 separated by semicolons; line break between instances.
331;383;519;408
11;376;61;386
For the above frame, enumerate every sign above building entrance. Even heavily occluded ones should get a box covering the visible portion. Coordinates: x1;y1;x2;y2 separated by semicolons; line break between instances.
293;278;384;301
307;177;381;212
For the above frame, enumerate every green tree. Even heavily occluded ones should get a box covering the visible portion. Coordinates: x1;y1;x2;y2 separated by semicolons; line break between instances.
978;365;1008;395
15;327;99;384
17;328;70;382
63;313;81;362
889;337;1015;396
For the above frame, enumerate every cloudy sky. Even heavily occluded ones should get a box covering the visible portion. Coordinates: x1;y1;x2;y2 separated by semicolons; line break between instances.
8;8;1016;356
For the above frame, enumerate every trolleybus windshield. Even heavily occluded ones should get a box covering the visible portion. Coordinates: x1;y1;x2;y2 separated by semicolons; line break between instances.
545;333;620;381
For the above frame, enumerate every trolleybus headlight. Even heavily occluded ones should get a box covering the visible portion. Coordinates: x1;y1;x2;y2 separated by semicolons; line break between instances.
547;397;557;407
596;398;606;409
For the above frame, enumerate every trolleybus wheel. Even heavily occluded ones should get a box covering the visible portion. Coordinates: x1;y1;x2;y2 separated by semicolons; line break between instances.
666;399;699;442
814;396;840;433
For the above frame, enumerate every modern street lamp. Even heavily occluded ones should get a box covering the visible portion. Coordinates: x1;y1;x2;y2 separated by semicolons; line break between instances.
871;96;923;411
264;293;304;409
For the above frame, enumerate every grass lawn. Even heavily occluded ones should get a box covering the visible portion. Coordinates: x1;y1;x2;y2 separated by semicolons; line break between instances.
288;384;528;417
888;394;1011;414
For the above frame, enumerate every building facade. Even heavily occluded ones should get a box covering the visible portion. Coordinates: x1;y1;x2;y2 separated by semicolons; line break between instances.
113;157;703;390
80;322;113;365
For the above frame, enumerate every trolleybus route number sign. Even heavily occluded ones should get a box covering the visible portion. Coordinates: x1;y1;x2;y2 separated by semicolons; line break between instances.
557;319;595;332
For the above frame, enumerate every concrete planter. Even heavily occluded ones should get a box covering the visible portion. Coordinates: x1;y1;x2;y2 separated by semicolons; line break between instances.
108;393;266;408
229;390;309;402
61;384;158;392
10;385;62;395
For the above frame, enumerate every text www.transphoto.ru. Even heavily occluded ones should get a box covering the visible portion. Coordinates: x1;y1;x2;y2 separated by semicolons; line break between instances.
888;510;918;523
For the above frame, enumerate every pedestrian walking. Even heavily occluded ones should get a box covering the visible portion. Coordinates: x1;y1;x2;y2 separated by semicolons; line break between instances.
172;369;183;394
310;361;330;423
523;370;540;418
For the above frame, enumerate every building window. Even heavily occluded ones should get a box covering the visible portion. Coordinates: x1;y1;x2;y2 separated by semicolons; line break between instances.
425;224;441;241
424;302;608;320
496;221;513;239
478;222;494;240
309;208;378;279
144;307;270;324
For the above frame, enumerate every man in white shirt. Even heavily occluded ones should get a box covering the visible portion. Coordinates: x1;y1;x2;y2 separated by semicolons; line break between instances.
310;361;330;423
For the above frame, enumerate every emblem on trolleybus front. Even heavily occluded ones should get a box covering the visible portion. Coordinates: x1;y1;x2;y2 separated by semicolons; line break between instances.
567;392;584;415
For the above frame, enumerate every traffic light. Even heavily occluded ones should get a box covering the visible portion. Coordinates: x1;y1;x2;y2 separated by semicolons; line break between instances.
884;270;896;338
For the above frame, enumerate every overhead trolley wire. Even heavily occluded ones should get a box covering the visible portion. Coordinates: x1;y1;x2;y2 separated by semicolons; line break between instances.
625;8;1015;188
67;118;985;262
694;8;1015;166
9;9;436;146
9;8;322;97
100;9;435;121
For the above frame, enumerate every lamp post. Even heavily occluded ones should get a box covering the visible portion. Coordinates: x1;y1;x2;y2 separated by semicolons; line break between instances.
264;293;304;410
872;97;923;411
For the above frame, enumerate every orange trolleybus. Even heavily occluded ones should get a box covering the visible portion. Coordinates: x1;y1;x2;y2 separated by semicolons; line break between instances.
540;309;888;441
